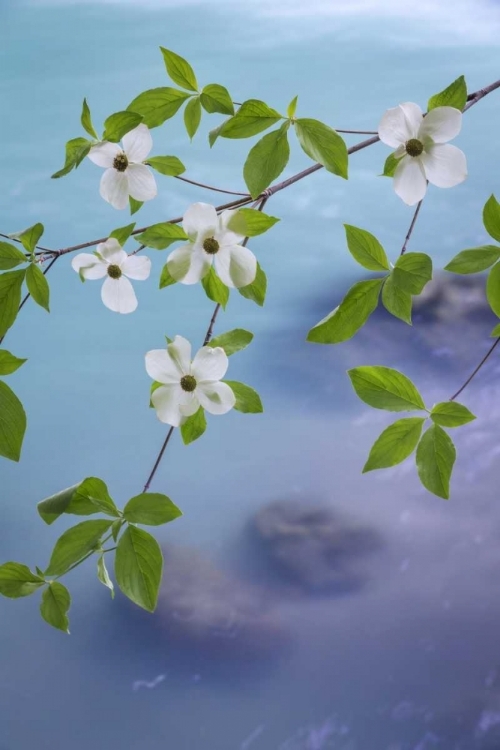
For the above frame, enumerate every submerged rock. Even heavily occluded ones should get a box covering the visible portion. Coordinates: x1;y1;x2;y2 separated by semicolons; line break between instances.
250;499;383;594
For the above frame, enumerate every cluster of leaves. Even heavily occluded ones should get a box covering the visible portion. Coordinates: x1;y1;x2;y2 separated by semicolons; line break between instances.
0;477;182;632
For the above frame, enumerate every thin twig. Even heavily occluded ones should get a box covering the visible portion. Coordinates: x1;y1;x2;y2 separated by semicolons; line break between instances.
142;426;175;493
0;232;52;255
449;338;500;402
174;174;250;197
400;199;424;255
336;129;378;135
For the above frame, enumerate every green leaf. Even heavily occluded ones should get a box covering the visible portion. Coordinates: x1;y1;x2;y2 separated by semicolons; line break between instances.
16;223;44;255
344;225;390;271
200;84;234;115
184;96;202;140
103;111;143;143
73;477;120;517
40;582;70;634
238;263;267;306
444;245;500;274
491;322;500;337
45;519;114;577
146;155;185;176
123;493;182;526
81;98;98;139
430;401;476;428
0;380;27;462
207;328;253;356
38;484;82;524
483;194;500;243
129;197;143;215
114;526;163;612
180;407;207;445
307;278;383;345
227;208;279;238
0;562;45;598
287;95;298;119
219;99;282;139
392;252;432;294
348;366;426;412
243;123;290;198
109;223;136;246
127;87;191;128
416;424;456;499
38;477;120;525
26;264;50;312
159;263;177;289
381;152;401;178
201;267;229;309
97;555;114;598
223;380;263;413
160;47;198;91
111;519;123;543
428;75;467;111
51;137;92;178
208;120;226;148
135;222;187;250
0;349;27;375
294;118;348;179
487;262;500;317
382;275;412;324
0;269;25;338
0;242;27;270
363;417;426;472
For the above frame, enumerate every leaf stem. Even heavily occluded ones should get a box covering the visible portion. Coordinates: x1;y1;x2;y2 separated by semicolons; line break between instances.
400;198;424;255
449;337;500;402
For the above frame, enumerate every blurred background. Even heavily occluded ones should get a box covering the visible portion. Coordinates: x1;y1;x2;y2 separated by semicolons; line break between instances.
1;0;500;747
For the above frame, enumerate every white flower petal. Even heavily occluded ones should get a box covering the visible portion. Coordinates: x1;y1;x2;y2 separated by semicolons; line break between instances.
101;275;137;314
196;381;236;416
182;203;218;240
218;210;245;243
126;164;157;202
213;243;257;288
100;169;129;210
151;384;186;427
145;349;183;384
88;142;121;168
121;254;151;280
179;393;201;418
419;107;462;144
393;156;428;206
71;253;107;280
167;336;192;375
98;238;127;266
122;124;153;163
191;345;228;382
420;144;467;188
167;243;212;285
378;102;422;147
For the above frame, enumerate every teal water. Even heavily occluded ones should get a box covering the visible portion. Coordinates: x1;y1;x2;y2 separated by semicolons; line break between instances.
2;1;500;748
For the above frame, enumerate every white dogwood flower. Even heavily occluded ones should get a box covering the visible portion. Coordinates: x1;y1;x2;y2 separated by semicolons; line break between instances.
378;103;467;205
71;238;151;314
88;124;157;210
145;335;236;427
167;202;257;288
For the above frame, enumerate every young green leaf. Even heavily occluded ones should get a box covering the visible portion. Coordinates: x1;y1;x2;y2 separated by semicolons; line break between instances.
227;208;279;237
26;264;50;312
208;120;226;148
0;380;27;462
238;263;267;306
430;401;476;428
201;267;229;309
381;152;401;178
123;492;182;526
160;47;198;91
487;261;500;317
44;519;114;577
38;478;119;524
114;526;163;612
207;329;253;356
40;582;71;634
159;263;177;289
416;424;456;499
392;252;432;294
38;483;85;525
129;197;143;215
109;223;136;246
287;95;298;119
223;380;263;413
102;111;143;143
344;225;390;271
111;519;123;543
81;98;98;139
491;322;500;337
135;222;187;250
348;366;426;412
127;87;191;128
146;156;185;176
16;223;44;255
52;137;92;178
427;75;467;112
73;477;120;517
483;194;500;244
200;84;234;115
184;96;202;140
180;407;207;445
0;269;25;337
0;562;45;598
307;278;383;344
0;349;27;375
294;118;348;179
243;123;290;198
219;100;282;139
363;417;426;472
0;242;27;270
97;555;114;598
444;246;500;274
382;275;412;324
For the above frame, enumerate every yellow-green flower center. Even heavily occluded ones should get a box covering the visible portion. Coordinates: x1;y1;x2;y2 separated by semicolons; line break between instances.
113;153;129;172
405;138;424;157
107;264;122;279
180;375;197;392
203;237;220;255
